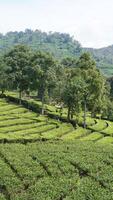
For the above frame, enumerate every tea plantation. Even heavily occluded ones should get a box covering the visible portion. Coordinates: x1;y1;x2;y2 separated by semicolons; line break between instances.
1;98;113;199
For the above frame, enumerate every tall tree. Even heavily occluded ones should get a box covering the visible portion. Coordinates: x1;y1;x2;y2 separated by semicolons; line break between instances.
77;52;108;122
62;75;84;121
61;57;77;68
31;51;56;114
0;57;10;95
4;45;32;103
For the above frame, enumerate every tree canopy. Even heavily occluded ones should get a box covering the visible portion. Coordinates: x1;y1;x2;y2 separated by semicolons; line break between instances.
0;44;111;124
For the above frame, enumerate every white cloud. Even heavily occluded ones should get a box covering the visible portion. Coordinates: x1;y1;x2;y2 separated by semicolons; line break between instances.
0;0;113;48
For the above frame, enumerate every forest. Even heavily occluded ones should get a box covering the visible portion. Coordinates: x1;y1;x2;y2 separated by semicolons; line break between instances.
0;44;113;124
0;29;113;76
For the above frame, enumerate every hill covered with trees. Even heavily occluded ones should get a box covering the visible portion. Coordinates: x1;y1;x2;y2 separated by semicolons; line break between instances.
85;45;113;77
0;29;113;76
0;29;82;59
1;45;112;123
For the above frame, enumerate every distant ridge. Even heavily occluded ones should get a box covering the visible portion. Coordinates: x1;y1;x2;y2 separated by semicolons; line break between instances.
0;29;113;76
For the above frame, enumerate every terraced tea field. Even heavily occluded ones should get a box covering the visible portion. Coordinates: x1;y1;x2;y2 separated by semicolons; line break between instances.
0;98;74;142
1;98;113;199
0;97;113;143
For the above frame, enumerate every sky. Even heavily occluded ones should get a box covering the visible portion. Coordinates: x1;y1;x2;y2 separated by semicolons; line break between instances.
0;0;113;48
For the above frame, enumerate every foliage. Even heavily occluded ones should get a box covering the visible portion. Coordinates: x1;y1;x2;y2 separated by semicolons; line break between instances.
0;29;82;59
62;75;85;120
1;141;113;199
0;29;113;76
0;45;112;122
0;57;10;94
4;45;33;100
31;51;56;113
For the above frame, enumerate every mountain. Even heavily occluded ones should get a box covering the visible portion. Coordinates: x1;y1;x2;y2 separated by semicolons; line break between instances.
0;29;113;76
85;46;113;77
0;29;82;58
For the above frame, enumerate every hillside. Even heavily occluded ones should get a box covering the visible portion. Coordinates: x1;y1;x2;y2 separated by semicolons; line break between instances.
1;92;113;143
0;29;113;76
1;96;113;199
0;29;82;59
85;45;113;77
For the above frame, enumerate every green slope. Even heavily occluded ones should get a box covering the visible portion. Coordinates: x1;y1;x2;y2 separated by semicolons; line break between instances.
0;29;113;76
0;29;82;59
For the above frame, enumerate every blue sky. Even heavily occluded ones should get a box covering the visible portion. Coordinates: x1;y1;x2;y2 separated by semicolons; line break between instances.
0;0;113;48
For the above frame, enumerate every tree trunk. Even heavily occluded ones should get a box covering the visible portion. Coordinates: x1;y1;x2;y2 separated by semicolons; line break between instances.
41;95;44;115
83;99;86;128
1;89;5;96
19;90;22;105
37;86;43;100
91;112;96;118
91;105;96;118
71;110;74;120
1;89;4;94
67;107;71;121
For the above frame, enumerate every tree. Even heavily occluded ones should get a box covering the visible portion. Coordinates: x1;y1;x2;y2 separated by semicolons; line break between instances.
61;57;77;68
51;64;66;104
31;51;56;114
77;52;107;121
0;57;10;95
107;76;113;99
4;45;32;103
62;75;84;121
76;52;96;70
